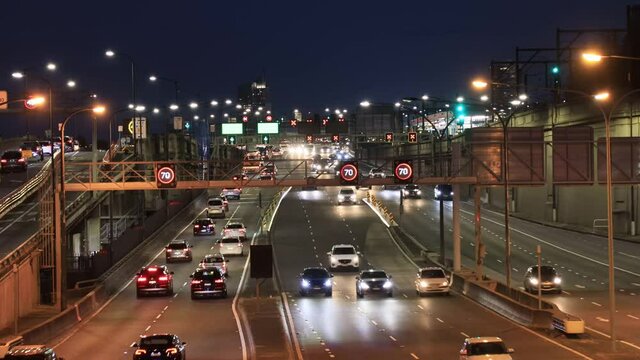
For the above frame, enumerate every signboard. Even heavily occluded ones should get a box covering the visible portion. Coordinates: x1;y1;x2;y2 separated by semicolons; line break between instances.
393;160;413;184
553;126;593;184
0;91;7;110
339;162;358;185
127;117;148;139
385;132;393;142
221;123;244;135
156;163;177;188
597;137;640;184
250;245;273;278
332;134;340;143
257;122;279;134
408;132;417;143
173;116;183;130
305;134;314;144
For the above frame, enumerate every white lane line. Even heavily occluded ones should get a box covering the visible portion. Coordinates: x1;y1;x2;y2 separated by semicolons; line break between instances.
371;320;378;326
461;332;470;338
591;302;602;307
0;201;39;235
436;318;444;323
410;353;419;359
389;335;397;341
155;314;162;320
627;314;639;320
417;305;424;310
596;317;609;322
233;232;257;360
459;208;640;278
575;284;586;289
619;252;640;260
402;294;408;298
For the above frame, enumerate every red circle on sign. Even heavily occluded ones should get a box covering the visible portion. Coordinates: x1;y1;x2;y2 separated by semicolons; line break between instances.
157;166;176;185
394;162;413;181
340;164;358;182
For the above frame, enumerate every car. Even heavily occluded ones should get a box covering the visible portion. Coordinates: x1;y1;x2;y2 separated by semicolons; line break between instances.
0;151;27;173
4;345;62;360
132;334;186;360
217;236;244;256
415;267;450;296
261;162;277;175
434;184;453;200
190;268;227;299
136;265;174;297
232;173;249;181
523;265;562;294
193;218;215;236
0;336;24;359
327;244;360;270
312;158;334;174
39;141;53;156
356;269;393;298
221;187;241;200
459;337;514;360
223;222;247;240
206;197;226;218
198;253;228;276
402;184;422;198
259;172;274;180
165;240;193;262
271;147;283;158
19;141;43;161
299;267;333;297
337;188;356;205
368;168;386;178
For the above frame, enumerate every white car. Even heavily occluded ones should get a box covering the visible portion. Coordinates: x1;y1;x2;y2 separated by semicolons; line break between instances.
327;244;360;270
199;254;228;276
223;222;247;240
337;188;356;204
206;197;226;218
459;337;514;360
415;267;450;296
221;187;242;200
217;236;244;256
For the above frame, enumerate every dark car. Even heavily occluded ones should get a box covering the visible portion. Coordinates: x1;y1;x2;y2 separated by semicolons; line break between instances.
136;265;174;297
524;265;562;294
132;334;186;360
312;158;334;174
232;173;248;181
165;240;193;262
193;218;215;236
434;184;453;200
0;151;27;173
356;269;393;298
299;267;333;297
4;345;62;360
190;268;227;299
402;184;422;198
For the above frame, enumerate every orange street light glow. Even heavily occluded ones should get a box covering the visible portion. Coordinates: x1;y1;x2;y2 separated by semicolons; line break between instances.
594;92;610;101
93;106;106;114
25;96;46;107
582;53;603;62
472;80;488;89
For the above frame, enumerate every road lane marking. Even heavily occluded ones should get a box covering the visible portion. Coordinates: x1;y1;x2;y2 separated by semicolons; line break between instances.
627;314;639;320
371;320;378;326
410;353;419;359
596;317;609;322
436;318;444;323
461;332;470;337
389;335;397;341
417;305;424;310
591;302;602;307
575;284;586;289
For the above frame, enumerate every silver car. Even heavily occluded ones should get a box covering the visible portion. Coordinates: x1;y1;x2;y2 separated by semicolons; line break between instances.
217;236;244;256
199;254;228;276
415;267;450;296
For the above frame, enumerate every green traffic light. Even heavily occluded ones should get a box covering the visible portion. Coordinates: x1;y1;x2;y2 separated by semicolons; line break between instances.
551;66;560;74
455;105;464;113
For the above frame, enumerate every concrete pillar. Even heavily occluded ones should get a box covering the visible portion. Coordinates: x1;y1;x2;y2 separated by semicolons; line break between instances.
86;216;101;254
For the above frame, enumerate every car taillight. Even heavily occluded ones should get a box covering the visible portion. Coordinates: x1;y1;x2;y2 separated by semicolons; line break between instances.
166;348;178;355
194;225;200;228
191;280;202;285
148;267;158;272
137;277;147;282
0;160;6;163
135;349;147;355
159;276;169;282
166;249;172;252
17;158;25;163
214;278;224;283
237;243;243;247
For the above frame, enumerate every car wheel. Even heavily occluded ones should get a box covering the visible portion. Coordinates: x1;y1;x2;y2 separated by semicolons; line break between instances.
222;290;228;298
136;291;142;298
356;291;363;299
325;290;332;297
299;290;306;297
168;286;174;296
387;291;393;298
191;293;197;300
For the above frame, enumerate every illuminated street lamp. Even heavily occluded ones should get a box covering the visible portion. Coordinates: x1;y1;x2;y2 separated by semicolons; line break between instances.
210;100;219;106
46;62;57;71
594;91;610;101
169;104;179;111
224;99;232;105
360;100;371;107
189;102;198;109
66;80;76;88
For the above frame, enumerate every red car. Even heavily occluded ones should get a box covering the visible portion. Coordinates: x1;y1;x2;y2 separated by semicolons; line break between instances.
136;265;174;297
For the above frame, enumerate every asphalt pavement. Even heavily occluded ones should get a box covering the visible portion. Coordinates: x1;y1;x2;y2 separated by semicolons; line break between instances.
271;186;585;360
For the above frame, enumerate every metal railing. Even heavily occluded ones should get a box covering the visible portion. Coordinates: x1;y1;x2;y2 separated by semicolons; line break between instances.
99;206;140;243
0;154;55;219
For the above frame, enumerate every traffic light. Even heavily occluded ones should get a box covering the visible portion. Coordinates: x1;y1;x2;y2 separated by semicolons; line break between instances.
551;65;561;89
184;121;191;130
265;114;273;122
305;134;314;144
385;132;393;142
262;135;270;144
408;132;417;143
242;115;249;122
551;65;560;74
454;104;465;126
332;134;340;143
227;135;237;145
290;119;297;127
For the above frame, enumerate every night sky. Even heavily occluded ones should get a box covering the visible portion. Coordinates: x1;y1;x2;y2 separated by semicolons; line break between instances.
0;0;632;138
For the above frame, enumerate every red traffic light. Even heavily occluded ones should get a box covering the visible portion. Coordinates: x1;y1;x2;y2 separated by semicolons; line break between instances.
332;134;340;143
408;132;417;143
265;115;273;122
290;119;297;127
242;115;249;122
322;118;328;126
305;135;314;143
385;132;393;142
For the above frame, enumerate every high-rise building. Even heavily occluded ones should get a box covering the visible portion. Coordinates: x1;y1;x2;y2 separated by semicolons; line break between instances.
237;78;269;112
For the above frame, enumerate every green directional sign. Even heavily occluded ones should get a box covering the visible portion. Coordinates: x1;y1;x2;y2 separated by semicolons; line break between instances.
262;135;270;144
227;135;237;145
257;122;279;134
222;123;244;135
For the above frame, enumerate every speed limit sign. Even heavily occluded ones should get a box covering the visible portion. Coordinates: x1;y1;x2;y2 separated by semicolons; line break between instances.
339;162;359;185
156;163;177;188
393;160;413;184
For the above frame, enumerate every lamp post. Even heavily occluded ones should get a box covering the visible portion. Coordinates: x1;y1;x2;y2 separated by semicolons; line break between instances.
149;74;179;103
105;49;138;157
56;105;106;311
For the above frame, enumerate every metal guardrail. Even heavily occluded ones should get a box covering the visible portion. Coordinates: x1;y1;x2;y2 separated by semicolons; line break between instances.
593;218;608;231
0;154;55;219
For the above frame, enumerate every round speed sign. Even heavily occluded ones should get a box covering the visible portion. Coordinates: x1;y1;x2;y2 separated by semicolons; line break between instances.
394;162;413;181
157;166;176;186
339;163;358;182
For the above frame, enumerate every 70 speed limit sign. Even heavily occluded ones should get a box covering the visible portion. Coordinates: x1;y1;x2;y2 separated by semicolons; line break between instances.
156;163;177;188
393;160;413;184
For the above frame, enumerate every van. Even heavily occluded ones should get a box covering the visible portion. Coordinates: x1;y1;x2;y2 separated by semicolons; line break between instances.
206;197;226;218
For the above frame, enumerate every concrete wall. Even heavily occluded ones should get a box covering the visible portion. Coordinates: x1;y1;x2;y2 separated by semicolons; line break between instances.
0;254;40;332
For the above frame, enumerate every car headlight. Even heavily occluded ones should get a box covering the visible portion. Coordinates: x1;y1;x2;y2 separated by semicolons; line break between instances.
383;280;393;289
442;281;448;286
553;277;562;285
419;280;428;288
338;195;345;201
529;277;539;285
435;189;441;196
330;256;337;263
301;279;310;288
359;282;369;290
416;190;421;194
403;190;408;194
324;279;332;287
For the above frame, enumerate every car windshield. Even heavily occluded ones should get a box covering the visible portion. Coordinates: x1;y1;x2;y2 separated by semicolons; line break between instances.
421;269;446;278
140;336;172;346
332;246;355;255
436;184;453;193
530;266;557;277
167;242;187;249
208;199;223;206
361;271;387;279
339;189;354;195
204;256;224;263
467;341;507;355
221;237;239;243
303;268;329;278
226;223;244;229
195;220;211;226
193;270;222;279
141;267;165;275
2;151;21;159
406;184;419;190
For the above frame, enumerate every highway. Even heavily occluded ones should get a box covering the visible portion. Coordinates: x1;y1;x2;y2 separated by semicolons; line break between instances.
374;186;640;349
271;186;585;359
52;187;272;360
